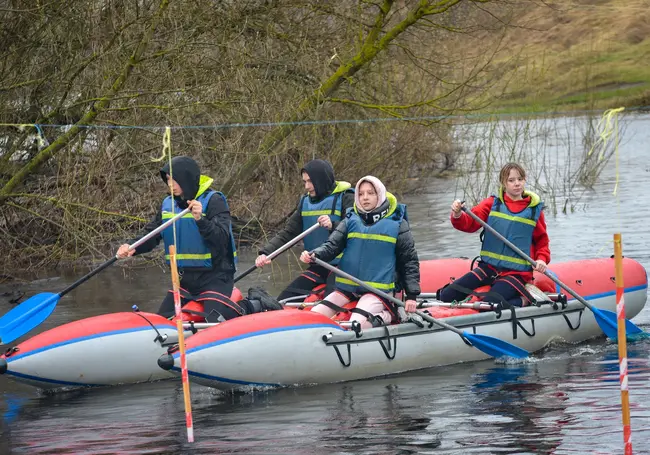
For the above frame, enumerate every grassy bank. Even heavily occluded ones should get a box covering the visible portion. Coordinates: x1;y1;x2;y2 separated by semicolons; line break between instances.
478;0;650;113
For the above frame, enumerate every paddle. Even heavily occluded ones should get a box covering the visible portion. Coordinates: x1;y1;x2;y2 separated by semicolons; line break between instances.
460;205;647;340
0;208;191;345
233;222;321;283
311;257;529;359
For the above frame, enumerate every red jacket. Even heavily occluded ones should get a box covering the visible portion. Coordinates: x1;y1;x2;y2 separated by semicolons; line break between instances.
451;194;551;280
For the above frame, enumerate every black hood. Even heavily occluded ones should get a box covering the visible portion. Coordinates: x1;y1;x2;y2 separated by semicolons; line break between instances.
301;159;335;200
160;156;201;208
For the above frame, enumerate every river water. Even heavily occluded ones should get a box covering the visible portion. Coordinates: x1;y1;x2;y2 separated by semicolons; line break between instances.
1;114;650;454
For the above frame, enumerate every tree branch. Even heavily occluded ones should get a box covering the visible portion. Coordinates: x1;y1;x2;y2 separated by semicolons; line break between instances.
0;0;171;205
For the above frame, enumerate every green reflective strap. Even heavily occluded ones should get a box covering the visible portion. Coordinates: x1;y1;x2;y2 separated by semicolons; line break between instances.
162;211;204;220
480;250;530;266
347;232;396;243
301;210;342;217
165;253;212;260
335;277;395;290
489;211;536;226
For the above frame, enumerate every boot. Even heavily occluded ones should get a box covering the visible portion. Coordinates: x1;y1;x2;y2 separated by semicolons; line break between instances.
242;287;284;313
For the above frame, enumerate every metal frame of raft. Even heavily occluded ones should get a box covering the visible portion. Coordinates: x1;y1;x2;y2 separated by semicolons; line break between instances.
322;299;584;368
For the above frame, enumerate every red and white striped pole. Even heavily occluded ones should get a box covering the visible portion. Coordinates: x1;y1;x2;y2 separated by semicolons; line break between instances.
170;245;195;443
613;233;632;454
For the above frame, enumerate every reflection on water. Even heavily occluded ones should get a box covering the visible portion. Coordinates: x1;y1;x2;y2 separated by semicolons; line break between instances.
2;115;650;454
467;364;571;454
5;344;647;454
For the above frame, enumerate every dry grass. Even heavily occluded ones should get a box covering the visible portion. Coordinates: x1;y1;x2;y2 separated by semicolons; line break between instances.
472;0;650;112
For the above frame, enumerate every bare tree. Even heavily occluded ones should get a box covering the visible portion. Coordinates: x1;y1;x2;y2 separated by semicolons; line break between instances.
0;0;523;273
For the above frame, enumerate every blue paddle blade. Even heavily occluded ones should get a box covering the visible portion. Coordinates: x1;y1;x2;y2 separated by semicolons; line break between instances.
0;292;60;344
592;307;649;342
463;331;529;359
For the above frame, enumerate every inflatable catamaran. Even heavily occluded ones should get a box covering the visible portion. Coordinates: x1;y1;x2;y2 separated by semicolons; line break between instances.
1;257;646;392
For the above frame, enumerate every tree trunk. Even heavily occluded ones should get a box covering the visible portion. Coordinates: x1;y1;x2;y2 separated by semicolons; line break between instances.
0;0;171;205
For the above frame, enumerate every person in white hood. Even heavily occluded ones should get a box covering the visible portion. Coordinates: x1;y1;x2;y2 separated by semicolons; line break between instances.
301;176;420;329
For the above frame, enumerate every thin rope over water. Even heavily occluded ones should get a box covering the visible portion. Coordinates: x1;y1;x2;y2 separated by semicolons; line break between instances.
0;123;49;146
0;105;648;133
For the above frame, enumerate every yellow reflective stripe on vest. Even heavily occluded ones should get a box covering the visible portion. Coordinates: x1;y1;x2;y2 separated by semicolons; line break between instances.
301;210;342;217
347;232;397;244
161;212;204;219
164;253;212;260
479;250;530;266
489;211;537;227
335;277;395;290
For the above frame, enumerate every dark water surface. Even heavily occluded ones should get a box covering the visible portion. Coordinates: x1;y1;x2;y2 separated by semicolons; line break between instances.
1;115;650;454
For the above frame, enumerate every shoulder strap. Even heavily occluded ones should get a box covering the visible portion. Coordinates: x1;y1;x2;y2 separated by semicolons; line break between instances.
399;203;408;222
330;192;342;214
493;197;502;212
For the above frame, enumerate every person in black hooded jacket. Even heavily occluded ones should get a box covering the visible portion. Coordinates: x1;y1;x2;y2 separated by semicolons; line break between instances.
255;159;354;301
117;156;281;322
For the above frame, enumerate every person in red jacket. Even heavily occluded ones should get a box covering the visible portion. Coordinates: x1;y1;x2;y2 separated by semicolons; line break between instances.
439;162;551;308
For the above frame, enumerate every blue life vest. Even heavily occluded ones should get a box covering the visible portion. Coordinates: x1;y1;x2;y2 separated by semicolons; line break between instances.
301;181;352;264
335;196;405;294
161;190;238;269
480;192;542;272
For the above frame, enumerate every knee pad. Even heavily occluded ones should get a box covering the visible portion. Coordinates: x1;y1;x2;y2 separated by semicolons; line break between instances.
350;307;385;327
436;284;451;302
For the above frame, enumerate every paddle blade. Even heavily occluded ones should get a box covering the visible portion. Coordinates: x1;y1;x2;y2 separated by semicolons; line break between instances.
0;292;60;344
592;307;649;342
462;331;529;359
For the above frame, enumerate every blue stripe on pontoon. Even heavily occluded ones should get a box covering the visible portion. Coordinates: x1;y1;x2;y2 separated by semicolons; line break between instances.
179;323;342;357
5;370;108;387
565;284;647;302
171;367;280;387
6;325;173;363
177;285;648;359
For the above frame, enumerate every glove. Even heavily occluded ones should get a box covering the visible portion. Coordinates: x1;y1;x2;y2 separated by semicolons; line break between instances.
398;307;424;328
406;312;424;328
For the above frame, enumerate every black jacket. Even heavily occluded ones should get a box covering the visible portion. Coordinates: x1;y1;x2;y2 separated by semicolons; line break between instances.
260;159;354;255
260;191;354;255
311;212;421;299
130;157;235;285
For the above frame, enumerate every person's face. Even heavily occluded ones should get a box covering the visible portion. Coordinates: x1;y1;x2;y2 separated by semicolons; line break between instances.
503;169;525;200
166;174;183;196
302;172;315;197
358;182;378;211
